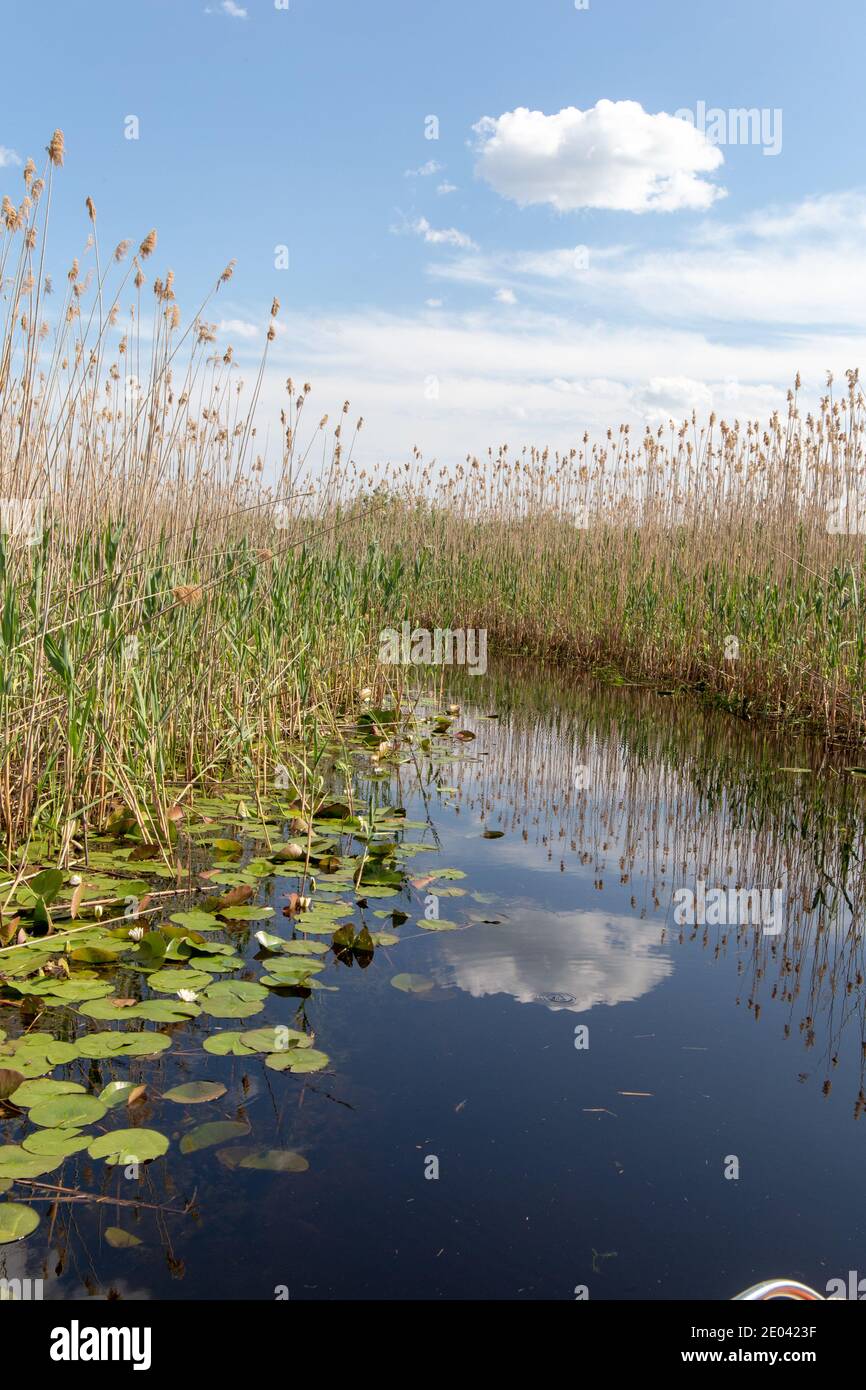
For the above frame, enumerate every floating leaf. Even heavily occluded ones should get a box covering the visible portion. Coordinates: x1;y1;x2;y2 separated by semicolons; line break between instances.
98;1081;140;1108
202;1031;257;1057
10;1078;85;1107
22;1129;91;1158
390;973;434;994
28;1093;107;1129
0;1146;63;1179
169;910;222;932
87;1129;169;1165
105;1227;142;1248
146;967;213;993
216;1146;309;1173
75;1032;171;1059
265;1048;329;1073
220;905;275;922
0;1203;40;1243
199;980;268;1018
0;1068;24;1101
163;1081;226;1105
180;1120;249;1154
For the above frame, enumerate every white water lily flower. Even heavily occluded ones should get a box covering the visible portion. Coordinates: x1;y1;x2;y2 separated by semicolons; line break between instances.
128;925;144;941
177;989;198;1003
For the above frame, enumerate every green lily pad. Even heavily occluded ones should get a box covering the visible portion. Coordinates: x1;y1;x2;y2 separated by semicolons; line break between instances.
99;1081;141;1108
0;1203;40;1243
22;1128;91;1157
0;1146;63;1179
87;1128;169;1165
169;911;222;932
146;967;213;993
202;1031;257;1056
9;1078;86;1107
220;905;275;921
216;1146;309;1172
163;1081;227;1105
28;1094;108;1129
75;1032;171;1059
265;1048;330;1073
105;1227;142;1248
180;1120;250;1154
391;973;434;993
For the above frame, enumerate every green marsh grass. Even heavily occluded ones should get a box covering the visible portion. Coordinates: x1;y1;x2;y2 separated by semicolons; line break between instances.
3;131;866;868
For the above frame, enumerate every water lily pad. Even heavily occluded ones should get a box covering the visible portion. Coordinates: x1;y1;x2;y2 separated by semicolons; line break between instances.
241;1025;312;1053
391;973;434;993
87;1129;169;1165
199;980;268;1018
98;1081;141;1108
220;905;275;921
216;1146;309;1172
265;1048;329;1073
0;1203;40;1243
180;1120;249;1154
0;1146;63;1179
146;967;213;993
169;910;222;932
75;1032;171;1059
105;1227;142;1248
28;1093;107;1129
202;1031;257;1056
163;1081;226;1105
22;1128;91;1157
9;1078;86;1107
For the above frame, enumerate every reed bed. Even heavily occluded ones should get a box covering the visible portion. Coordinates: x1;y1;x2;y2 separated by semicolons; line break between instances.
2;130;866;861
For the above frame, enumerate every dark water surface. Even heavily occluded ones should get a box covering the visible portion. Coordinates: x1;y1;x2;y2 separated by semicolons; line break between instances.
4;663;866;1300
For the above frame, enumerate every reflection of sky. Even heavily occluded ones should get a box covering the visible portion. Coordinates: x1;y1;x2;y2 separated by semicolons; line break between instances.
439;906;673;1013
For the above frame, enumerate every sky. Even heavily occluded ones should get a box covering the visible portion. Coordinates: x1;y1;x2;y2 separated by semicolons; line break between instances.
1;0;864;469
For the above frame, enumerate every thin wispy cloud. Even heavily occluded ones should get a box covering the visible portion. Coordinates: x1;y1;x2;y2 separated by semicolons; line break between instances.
404;159;442;178
403;215;477;250
205;1;248;18
0;146;21;168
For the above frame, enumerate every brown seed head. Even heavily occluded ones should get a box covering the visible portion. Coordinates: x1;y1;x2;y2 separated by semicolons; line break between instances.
47;130;65;166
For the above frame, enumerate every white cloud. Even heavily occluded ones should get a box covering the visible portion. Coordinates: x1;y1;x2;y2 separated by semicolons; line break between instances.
436;182;458;195
404;159;443;177
473;100;725;213
440;907;672;1012
494;288;517;305
0;146;21;168
248;302;857;471
405;216;477;250
218;318;260;340
205;1;247;17
430;192;866;329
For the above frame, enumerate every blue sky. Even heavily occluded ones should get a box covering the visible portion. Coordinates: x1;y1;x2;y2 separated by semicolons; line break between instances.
1;0;863;466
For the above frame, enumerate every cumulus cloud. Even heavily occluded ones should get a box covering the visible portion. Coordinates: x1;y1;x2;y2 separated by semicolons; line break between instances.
473;100;725;213
439;907;672;1012
437;182;458;195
